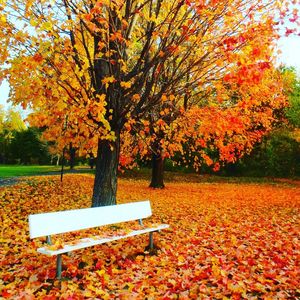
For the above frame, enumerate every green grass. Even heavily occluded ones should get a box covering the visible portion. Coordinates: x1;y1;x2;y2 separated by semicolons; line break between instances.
0;165;61;177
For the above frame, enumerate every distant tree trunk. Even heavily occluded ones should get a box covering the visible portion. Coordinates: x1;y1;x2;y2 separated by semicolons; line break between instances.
69;143;76;169
60;147;66;182
150;151;165;188
92;131;120;207
56;155;60;166
88;153;95;169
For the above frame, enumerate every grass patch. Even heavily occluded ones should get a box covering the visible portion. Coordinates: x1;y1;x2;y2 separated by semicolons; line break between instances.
0;165;61;177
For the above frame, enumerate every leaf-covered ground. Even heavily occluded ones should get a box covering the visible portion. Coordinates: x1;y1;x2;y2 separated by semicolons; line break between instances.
1;175;299;299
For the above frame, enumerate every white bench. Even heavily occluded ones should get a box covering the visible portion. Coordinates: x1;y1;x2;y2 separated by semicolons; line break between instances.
29;200;169;279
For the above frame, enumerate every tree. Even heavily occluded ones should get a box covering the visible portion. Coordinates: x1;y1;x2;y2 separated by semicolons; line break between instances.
0;106;26;163
215;67;300;177
282;67;300;129
116;1;295;187
0;0;294;206
113;0;289;188
119;64;287;186
10;127;50;164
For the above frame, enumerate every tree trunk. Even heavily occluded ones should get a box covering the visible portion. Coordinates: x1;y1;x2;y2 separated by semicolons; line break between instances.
60;147;66;182
69;143;76;170
149;152;165;188
92;132;120;207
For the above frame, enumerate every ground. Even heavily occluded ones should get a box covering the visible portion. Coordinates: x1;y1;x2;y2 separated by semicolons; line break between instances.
0;174;299;299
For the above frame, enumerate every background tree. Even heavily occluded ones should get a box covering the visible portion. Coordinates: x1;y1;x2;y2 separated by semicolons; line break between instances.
119;63;288;186
219;67;300;177
10;127;50;165
282;67;300;130
115;0;289;188
0;107;26;163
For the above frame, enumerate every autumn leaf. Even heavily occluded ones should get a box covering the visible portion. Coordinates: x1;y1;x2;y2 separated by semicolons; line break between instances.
120;81;132;89
101;76;116;88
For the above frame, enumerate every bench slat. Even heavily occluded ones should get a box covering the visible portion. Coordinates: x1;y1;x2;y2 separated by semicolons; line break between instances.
29;201;152;238
37;224;169;255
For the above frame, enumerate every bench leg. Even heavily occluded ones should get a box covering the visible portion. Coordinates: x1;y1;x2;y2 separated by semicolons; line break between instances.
149;232;154;250
46;235;52;245
56;254;62;280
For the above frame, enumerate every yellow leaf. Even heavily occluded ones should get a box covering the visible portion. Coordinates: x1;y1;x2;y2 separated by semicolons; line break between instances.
102;76;116;88
96;269;106;276
40;21;53;31
0;14;6;23
29;18;38;27
120;81;132;89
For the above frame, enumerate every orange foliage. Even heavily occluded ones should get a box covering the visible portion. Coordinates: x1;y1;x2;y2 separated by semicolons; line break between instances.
1;175;299;298
0;0;288;158
120;67;288;172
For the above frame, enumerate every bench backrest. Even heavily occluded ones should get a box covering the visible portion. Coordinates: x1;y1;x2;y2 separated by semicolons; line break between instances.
29;200;151;238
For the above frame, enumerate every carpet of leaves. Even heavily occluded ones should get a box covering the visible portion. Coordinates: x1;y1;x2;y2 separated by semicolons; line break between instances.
0;175;299;299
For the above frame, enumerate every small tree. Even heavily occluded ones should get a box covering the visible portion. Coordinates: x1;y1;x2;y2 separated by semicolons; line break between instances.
0;107;26;163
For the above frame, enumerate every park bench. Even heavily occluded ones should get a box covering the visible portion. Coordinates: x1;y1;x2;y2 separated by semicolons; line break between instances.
29;200;169;279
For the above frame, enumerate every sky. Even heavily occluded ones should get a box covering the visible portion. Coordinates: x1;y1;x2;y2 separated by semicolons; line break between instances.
277;35;300;74
1;35;300;111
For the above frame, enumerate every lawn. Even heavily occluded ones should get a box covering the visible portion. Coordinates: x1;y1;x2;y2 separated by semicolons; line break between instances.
0;165;61;178
1;174;299;299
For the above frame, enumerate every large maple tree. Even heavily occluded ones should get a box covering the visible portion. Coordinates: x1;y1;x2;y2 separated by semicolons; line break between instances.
0;0;294;205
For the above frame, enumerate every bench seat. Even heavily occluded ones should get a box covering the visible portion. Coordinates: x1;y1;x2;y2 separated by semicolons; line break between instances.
38;224;169;256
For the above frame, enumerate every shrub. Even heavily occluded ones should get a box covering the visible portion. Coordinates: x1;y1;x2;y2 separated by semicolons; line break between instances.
223;130;299;177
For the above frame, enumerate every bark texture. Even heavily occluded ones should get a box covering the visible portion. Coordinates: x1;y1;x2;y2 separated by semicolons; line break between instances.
92;133;120;207
69;144;76;170
149;152;165;188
